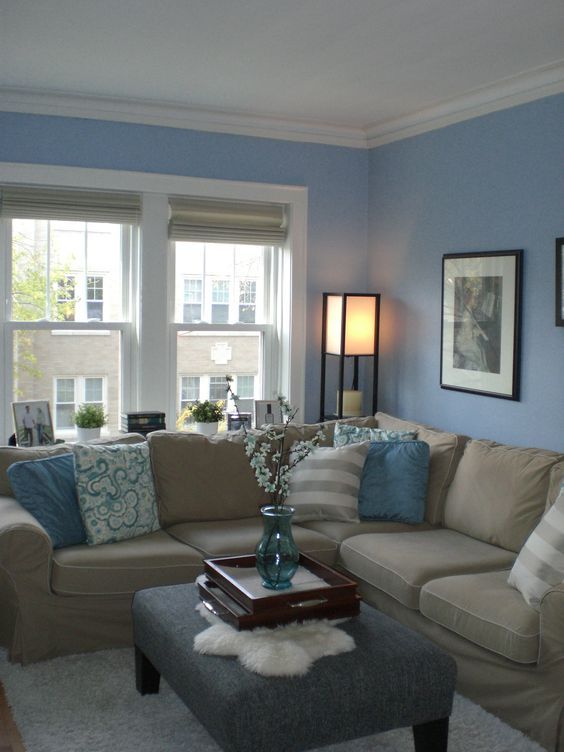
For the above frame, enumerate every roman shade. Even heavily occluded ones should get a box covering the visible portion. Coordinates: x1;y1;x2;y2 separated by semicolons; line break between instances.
0;187;141;224
168;196;287;245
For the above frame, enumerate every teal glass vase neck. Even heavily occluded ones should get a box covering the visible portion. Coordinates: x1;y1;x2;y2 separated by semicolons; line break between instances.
255;504;300;590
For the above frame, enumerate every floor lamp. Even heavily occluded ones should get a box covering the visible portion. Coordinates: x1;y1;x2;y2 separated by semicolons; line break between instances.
319;292;381;420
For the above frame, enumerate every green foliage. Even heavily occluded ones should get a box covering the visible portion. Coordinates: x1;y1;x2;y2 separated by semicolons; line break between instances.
187;400;224;423
73;403;108;428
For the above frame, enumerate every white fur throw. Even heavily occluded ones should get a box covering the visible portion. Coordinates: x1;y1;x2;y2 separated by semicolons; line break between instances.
193;603;355;677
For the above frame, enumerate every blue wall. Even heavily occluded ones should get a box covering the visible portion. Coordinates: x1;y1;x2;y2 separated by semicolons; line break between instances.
2;94;563;449
0;112;369;422
368;94;564;451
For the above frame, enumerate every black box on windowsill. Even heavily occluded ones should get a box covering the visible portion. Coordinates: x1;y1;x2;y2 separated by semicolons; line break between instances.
121;412;166;435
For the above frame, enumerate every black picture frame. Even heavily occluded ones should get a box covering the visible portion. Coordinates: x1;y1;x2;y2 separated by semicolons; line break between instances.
556;238;564;327
441;250;522;400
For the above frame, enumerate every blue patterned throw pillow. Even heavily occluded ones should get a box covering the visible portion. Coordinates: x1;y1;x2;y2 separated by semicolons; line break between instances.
7;453;86;549
72;442;159;546
358;440;430;523
333;422;417;447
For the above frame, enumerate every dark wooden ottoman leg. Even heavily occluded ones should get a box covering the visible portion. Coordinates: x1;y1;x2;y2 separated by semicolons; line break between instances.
412;717;449;752
135;645;161;695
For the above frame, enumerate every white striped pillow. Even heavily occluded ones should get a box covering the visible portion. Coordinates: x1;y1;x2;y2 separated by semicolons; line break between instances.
508;484;564;610
287;443;369;523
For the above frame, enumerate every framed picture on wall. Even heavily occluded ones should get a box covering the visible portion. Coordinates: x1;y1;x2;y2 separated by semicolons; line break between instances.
556;238;564;327
12;400;55;446
440;250;523;400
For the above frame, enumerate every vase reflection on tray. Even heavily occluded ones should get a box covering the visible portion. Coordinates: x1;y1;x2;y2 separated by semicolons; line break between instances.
255;504;300;590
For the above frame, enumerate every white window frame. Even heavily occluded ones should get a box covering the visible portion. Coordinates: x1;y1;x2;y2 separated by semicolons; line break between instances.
0;163;307;443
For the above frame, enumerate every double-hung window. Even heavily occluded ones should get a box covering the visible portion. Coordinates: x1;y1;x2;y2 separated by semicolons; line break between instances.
1;187;139;438
1;168;306;442
169;197;287;430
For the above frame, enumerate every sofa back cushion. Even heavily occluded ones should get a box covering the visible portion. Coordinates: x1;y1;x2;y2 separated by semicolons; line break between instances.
0;445;71;497
375;412;469;525
0;433;144;498
275;416;378;449
149;431;265;525
444;439;564;553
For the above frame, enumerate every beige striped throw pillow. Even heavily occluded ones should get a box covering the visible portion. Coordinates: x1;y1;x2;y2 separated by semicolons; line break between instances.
287;443;369;523
508;484;564;610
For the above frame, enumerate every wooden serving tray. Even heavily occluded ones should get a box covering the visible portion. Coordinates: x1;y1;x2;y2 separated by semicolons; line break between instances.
199;553;360;629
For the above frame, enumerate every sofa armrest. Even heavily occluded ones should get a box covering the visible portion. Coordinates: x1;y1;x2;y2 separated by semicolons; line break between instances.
0;494;53;596
539;582;564;667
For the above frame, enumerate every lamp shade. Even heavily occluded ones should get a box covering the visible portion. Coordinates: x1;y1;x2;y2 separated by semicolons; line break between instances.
325;294;377;356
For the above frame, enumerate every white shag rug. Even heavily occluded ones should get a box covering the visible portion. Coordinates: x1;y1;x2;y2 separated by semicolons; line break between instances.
194;602;355;676
0;648;547;752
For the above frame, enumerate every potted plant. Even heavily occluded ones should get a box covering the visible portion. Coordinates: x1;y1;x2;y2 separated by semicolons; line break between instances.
73;403;108;442
188;400;224;436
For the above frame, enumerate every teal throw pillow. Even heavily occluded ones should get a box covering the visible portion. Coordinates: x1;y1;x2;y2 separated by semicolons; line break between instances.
7;454;86;548
358;440;430;523
72;442;160;546
333;422;417;447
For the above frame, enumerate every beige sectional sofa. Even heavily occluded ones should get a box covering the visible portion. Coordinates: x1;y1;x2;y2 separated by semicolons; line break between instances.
0;413;562;751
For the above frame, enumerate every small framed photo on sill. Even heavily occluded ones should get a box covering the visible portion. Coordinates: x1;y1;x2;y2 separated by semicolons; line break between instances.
556;238;564;327
254;400;281;428
12;400;55;446
440;250;523;400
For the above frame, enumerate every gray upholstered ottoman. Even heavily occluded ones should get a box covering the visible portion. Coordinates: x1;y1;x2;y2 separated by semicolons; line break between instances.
132;584;456;752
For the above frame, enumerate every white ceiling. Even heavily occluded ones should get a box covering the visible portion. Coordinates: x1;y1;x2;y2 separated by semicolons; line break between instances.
1;0;564;147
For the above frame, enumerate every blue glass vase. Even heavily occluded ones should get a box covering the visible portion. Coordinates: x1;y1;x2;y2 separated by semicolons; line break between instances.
255;504;300;590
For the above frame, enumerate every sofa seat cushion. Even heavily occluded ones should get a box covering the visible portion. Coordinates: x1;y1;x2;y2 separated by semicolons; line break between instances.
339;529;516;610
420;570;540;664
167;518;339;566
444;439;564;553
51;530;204;596
297;519;435;545
375;412;469;525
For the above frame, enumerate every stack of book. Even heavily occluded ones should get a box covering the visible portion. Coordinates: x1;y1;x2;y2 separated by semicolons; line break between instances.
121;412;166;436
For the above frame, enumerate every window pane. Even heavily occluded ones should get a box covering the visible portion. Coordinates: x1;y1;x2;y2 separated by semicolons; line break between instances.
209;376;225;401
176;331;260;429
86;275;104;321
212;279;230;303
239;279;256;323
56;378;75;403
175;242;265;324
184;278;202;302
11;219;124;322
237;375;254;399
13;330;121;436
211;304;229;324
180;376;200;408
84;377;103;403
183;304;201;323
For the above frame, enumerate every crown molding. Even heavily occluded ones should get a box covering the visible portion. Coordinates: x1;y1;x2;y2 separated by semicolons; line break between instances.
0;88;367;149
1;60;564;151
365;60;564;148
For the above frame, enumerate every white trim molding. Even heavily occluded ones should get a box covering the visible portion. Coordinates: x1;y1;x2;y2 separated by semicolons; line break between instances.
365;60;564;148
0;88;367;149
1;60;564;150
